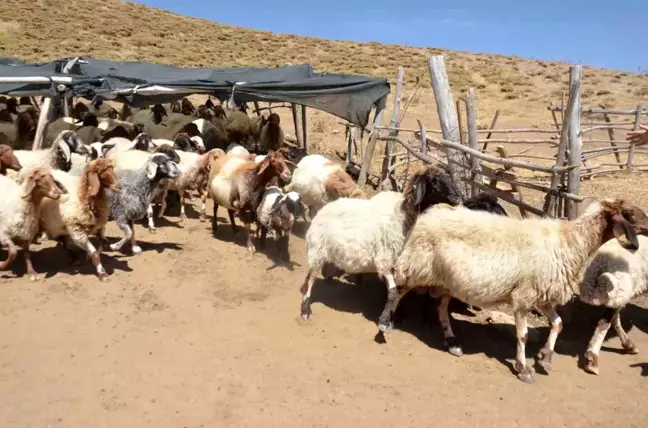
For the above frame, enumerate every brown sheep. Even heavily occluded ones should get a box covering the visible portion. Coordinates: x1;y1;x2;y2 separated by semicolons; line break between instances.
0;144;23;175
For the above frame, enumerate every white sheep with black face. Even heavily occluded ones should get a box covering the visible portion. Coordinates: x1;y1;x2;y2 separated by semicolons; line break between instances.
255;186;302;263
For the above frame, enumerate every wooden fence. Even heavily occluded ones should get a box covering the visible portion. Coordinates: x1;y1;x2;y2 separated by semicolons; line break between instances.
348;56;597;220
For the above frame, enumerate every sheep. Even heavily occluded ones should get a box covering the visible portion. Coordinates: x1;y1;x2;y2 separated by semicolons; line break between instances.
578;234;648;375
106;153;180;255
10;130;90;181
205;99;227;119
0;167;67;280
38;159;121;281
0;108;38;150
256;113;284;153
100;123;146;142
255;186;302;262
207;151;293;252
299;165;459;322
90;99;119;119
0;145;22;175
283;154;367;222
385;198;648;384
155;148;223;223
181;98;196;115
103;133;156;158
72;102;90;121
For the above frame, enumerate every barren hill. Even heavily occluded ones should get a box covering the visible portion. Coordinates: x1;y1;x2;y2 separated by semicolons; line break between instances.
1;0;647;135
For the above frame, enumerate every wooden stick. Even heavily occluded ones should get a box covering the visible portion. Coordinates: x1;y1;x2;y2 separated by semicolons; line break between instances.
476;139;559;145
566;65;583;219
548;106;648;115
581;125;635;134
549;101;561;130
382;67;404;182
469;180;547;217
465;88;482;196
301;105;308;152
428;55;468;197
543;78;579;215
456;99;465;144
418;120;428;155
291;104;302;149
358;107;386;187
377;125;558;134
560;91;565;127
627;104;642;173
482;109;501;151
33;97;52;150
253;101;261;117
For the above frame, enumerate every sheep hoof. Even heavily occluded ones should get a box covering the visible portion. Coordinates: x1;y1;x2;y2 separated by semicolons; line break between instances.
378;321;393;333
623;342;639;355
149;227;157;234
448;346;464;357
29;274;38;282
536;348;553;373
132;246;143;255
109;243;121;252
584;351;599;375
98;273;109;283
517;370;535;384
247;244;256;254
300;299;312;320
200;216;206;223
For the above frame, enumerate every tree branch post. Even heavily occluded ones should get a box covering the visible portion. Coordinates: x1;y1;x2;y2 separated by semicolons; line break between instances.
566;65;583;219
358;107;386;187
465;88;482;196
381;67;404;182
427;55;469;198
627;104;642;173
291;103;303;148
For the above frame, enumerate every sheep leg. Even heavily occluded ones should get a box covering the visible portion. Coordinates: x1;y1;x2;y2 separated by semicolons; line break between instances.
436;294;464;357
179;191;187;223
536;304;563;374
21;242;38;282
129;220;142;255
259;225;268;249
280;232;290;263
200;192;208;222
147;204;156;234
612;308;638;354
242;212;255;253
584;307;615;375
0;239;17;272
228;209;238;235
514;309;534;383
97;227;109;254
300;269;317;320
110;220;132;253
378;273;403;333
73;237;108;282
157;187;168;219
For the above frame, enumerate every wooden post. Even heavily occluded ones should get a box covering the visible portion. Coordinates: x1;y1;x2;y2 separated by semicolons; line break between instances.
549;101;561;130
358;107;386;187
465;88;482;196
346;125;357;162
543;78;579;216
456;100;465;144
381;67;404;181
427;55;469;197
253;101;261;117
627;104;642;173
566;65;583;219
601;107;623;169
291;103;303;148
301;105;308;152
33;97;52;150
482;109;500;151
417;119;428;154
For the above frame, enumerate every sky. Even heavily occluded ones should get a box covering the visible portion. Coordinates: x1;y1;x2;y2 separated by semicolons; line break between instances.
135;0;648;72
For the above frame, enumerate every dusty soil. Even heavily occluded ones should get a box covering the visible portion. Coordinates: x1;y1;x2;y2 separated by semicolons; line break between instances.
0;191;647;428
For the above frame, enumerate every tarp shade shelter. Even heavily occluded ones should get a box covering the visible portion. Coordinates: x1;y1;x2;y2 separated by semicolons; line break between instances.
0;56;390;127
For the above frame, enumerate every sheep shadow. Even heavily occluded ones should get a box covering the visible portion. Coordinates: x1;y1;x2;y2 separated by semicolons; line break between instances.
290;220;309;240
102;237;183;256
32;245;133;279
629;362;648;377
255;240;301;272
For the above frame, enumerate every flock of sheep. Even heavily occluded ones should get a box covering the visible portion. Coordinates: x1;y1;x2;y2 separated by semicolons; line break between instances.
0;94;647;385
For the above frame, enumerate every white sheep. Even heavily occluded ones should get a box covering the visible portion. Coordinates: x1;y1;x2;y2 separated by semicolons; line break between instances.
299;166;444;322
387;199;648;384
9;130;90;181
39;159;121;282
104;133;155;158
283;154;365;222
0;167;67;280
579;234;648;375
255;186;302;262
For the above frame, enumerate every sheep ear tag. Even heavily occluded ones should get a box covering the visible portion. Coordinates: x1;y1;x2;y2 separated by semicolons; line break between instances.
414;177;427;206
147;162;158;179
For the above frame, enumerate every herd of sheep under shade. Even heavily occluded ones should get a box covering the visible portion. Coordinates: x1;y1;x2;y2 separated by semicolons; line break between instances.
1;96;648;384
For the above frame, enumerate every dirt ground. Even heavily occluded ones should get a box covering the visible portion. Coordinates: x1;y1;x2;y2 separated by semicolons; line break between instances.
0;180;647;428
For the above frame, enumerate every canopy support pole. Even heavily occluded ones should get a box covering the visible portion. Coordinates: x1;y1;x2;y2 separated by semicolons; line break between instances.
33;97;52;150
301;106;308;152
291;103;303;148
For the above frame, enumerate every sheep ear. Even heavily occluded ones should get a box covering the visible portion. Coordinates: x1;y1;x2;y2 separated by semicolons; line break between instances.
413;176;427;206
257;158;270;175
612;214;639;250
147;161;158;179
21;176;36;199
88;171;101;197
54;179;68;194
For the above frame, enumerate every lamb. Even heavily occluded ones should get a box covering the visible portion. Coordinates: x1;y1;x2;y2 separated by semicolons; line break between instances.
38;159;121;281
299;165;458;322
255;187;302;262
578;234;648;375
386;198;648;383
0;145;23;175
10;130;90;181
106;153;180;255
207;151;293;252
0;167;67;280
255;113;284;153
283;154;366;221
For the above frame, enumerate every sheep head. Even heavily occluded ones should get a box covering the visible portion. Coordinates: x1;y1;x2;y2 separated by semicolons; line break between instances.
271;191;302;219
85;158;120;196
0;144;22;173
132;133;155;152
5;98;18;115
58;130;90;156
598;199;648;250
173;133;197;152
16;108;38;135
181;98;196;115
403;165;462;214
462;192;508;216
147;153;180;181
151;104;168;124
257;151;292;183
21;167;67;201
153;144;180;163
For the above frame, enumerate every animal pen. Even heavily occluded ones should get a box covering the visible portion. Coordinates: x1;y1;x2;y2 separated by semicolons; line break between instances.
346;56;648;220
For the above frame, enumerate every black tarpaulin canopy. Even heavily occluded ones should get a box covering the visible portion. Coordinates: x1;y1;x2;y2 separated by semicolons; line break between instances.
0;56;390;127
